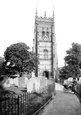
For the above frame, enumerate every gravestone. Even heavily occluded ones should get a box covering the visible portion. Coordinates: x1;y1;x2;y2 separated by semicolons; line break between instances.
3;78;13;87
18;77;28;87
27;77;40;93
39;76;48;89
13;77;18;86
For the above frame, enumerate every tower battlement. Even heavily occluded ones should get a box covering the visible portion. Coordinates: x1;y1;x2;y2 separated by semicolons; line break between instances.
35;16;54;23
35;10;54;24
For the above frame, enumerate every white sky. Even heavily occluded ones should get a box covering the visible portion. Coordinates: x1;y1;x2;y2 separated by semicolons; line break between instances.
0;0;81;67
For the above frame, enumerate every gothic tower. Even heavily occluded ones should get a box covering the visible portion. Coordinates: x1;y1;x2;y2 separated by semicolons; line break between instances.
33;9;58;79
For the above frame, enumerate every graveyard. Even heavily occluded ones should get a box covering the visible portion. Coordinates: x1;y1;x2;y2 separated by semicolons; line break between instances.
0;73;54;115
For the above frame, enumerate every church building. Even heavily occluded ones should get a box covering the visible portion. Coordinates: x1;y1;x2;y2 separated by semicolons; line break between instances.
32;9;58;79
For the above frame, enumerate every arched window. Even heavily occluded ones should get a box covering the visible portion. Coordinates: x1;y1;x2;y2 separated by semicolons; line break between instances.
42;31;45;38
43;49;48;59
43;71;49;79
46;31;49;38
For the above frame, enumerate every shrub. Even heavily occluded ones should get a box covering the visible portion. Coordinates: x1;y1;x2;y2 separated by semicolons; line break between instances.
75;84;81;102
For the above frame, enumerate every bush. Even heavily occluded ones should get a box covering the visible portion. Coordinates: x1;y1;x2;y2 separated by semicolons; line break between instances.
75;84;81;102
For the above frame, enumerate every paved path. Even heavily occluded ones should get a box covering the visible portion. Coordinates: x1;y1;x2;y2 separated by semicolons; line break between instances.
40;91;81;115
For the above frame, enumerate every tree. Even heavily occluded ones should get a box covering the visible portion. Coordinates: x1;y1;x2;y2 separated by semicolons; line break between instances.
4;42;38;76
59;66;69;80
59;64;80;80
60;43;81;80
21;51;38;73
0;57;6;76
64;43;81;66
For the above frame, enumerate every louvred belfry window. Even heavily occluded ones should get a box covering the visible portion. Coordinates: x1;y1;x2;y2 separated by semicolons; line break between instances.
42;31;45;38
46;31;49;38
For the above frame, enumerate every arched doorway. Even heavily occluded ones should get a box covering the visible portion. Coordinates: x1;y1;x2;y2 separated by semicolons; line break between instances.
43;70;49;79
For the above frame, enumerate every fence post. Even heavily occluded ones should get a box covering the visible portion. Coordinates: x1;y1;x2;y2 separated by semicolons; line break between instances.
17;96;19;115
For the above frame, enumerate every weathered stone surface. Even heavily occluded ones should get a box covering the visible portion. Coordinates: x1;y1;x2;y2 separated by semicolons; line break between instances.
39;76;48;89
27;77;40;93
18;77;28;87
3;77;19;87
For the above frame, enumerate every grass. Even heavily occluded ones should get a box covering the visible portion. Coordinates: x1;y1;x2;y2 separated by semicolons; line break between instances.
0;85;52;115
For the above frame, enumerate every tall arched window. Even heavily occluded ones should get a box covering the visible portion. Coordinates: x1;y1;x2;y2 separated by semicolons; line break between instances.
46;31;49;38
42;31;45;38
43;49;48;59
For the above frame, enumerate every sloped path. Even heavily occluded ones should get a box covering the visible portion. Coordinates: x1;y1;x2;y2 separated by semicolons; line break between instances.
40;91;81;115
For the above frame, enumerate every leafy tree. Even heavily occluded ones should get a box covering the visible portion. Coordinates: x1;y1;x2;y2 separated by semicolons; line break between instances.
59;66;69;80
4;42;38;76
0;57;6;76
59;64;80;80
65;43;81;66
60;43;81;80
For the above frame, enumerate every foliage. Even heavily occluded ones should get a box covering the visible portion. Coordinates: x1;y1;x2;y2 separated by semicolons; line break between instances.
76;84;81;102
59;65;80;80
59;66;68;80
59;43;81;80
0;57;6;76
4;42;38;76
22;51;38;73
0;86;51;115
64;43;81;66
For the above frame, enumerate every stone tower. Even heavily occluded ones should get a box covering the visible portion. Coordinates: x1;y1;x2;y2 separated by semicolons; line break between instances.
32;9;58;79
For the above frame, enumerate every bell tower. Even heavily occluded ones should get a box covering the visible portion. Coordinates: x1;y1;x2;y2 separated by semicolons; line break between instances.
33;9;57;79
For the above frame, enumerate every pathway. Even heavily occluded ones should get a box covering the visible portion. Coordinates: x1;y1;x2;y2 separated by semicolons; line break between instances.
39;84;81;115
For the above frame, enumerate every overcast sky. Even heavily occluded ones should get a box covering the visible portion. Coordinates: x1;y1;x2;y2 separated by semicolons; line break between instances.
0;0;81;67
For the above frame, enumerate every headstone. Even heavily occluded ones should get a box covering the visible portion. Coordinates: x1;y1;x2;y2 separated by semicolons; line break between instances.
18;77;28;87
39;76;48;89
13;77;18;86
78;77;81;84
27;77;40;93
3;78;11;87
3;78;14;87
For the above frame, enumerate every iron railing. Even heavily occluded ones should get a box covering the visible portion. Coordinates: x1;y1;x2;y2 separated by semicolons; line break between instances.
0;85;53;115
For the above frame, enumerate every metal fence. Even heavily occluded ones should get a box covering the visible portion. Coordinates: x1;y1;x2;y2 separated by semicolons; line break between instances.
0;85;52;115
